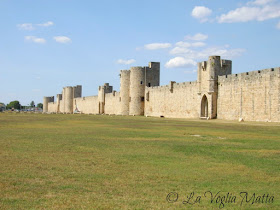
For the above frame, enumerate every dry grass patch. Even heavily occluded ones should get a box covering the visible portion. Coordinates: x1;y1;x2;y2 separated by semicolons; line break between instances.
0;113;279;209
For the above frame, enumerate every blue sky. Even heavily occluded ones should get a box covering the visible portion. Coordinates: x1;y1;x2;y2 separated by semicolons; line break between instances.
0;0;280;105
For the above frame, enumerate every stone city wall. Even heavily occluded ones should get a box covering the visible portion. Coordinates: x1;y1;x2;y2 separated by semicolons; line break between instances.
104;91;121;115
43;57;280;122
145;81;199;118
47;102;57;113
217;67;280;122
75;96;99;114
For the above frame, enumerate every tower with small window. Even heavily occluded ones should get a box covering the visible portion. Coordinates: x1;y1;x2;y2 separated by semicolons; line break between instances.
127;62;160;115
197;56;232;119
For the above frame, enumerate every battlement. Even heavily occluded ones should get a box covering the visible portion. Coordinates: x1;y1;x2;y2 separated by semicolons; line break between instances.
148;62;160;69
44;96;54;100
146;80;197;92
75;95;98;101
218;67;280;82
99;83;113;92
120;70;131;73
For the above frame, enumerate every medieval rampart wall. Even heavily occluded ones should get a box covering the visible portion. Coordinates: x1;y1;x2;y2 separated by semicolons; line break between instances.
74;96;99;114
48;102;57;113
145;81;199;118
217;68;280;122
104;91;121;115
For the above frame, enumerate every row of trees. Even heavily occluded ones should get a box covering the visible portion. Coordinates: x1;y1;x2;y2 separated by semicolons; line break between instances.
1;101;43;110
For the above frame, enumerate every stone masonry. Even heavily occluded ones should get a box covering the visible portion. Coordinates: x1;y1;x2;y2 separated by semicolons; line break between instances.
43;56;280;122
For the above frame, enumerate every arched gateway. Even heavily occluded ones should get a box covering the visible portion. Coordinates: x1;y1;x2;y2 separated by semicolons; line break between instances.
201;95;208;118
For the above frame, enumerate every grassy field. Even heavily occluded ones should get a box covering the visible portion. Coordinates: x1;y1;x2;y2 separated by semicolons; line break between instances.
0;113;279;209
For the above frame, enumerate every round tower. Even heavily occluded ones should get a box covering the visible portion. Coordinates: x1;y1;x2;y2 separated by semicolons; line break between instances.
208;56;221;78
43;96;54;113
56;94;62;113
199;55;221;119
120;70;130;115
129;67;145;115
64;86;74;114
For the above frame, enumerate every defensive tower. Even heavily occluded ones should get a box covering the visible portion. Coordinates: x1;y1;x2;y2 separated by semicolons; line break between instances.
98;83;113;114
129;66;146;115
56;94;62;113
129;62;160;116
120;70;130;115
197;55;232;119
73;85;82;98
63;86;74;114
43;96;54;113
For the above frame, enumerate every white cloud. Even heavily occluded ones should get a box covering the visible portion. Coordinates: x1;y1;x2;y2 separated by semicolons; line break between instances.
248;0;275;5
25;36;46;44
191;6;212;22
201;47;246;59
192;42;206;47
37;21;54;27
176;41;206;48
175;42;191;48
144;43;172;50
17;23;34;30
277;21;280;29
170;47;193;55
53;36;71;43
185;33;208;41
218;0;280;23
17;21;54;30
170;44;245;59
165;57;196;68
117;59;136;65
170;42;205;55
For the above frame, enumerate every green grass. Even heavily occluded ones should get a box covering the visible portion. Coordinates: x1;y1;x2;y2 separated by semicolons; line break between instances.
0;113;279;209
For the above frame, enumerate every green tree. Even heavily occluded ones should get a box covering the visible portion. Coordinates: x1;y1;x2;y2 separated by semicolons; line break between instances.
37;103;43;109
6;101;20;110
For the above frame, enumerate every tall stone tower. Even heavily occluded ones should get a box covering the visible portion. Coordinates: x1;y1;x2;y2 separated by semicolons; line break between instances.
98;83;113;114
62;85;82;114
129;66;145;116
73;85;82;98
43;96;54;113
129;62;160;116
120;70;131;115
56;94;62;113
197;55;232;119
63;86;74;114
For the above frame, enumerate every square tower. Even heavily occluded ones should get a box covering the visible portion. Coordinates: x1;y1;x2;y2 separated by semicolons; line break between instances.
197;56;232;119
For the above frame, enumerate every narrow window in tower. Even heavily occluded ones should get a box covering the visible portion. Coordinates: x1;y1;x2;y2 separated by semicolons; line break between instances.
146;92;149;101
140;81;143;84
119;97;121;102
148;83;151;87
141;97;144;101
